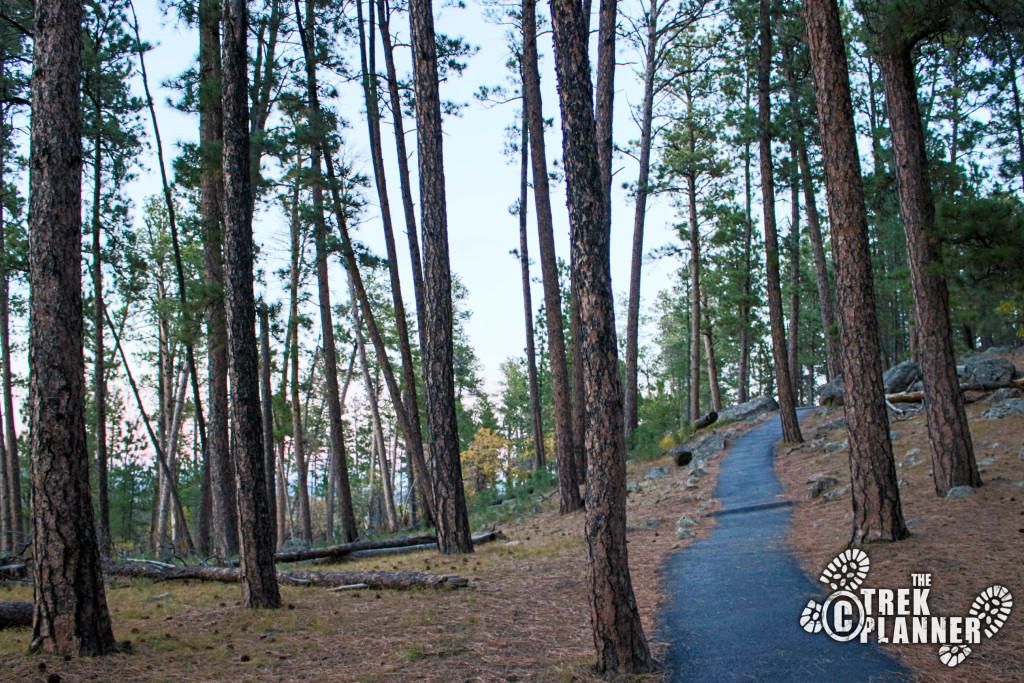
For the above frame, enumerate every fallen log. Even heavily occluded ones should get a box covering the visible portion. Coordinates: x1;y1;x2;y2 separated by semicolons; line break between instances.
270;534;438;564
311;530;503;564
0;563;27;581
886;378;1024;404
102;560;468;590
0;601;31;629
692;410;718;431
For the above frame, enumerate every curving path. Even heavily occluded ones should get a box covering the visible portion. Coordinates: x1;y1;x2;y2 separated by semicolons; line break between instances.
659;411;908;682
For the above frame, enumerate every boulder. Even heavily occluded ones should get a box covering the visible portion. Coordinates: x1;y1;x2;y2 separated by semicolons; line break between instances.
963;356;1016;385
668;446;693;468
823;485;849;500
808;476;839;499
717;396;779;423
686;432;726;465
825;439;848;453
675;516;698;539
818;375;844;407
982;398;1024;419
985;387;1021;404
945;486;976;499
645;467;669;481
883;361;922;394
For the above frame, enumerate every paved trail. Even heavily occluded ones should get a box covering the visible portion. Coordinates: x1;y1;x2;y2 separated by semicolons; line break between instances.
659;411;907;682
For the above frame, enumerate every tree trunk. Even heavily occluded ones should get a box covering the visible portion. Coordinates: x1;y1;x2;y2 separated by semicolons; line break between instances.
377;0;428;356
739;133;753;404
791;91;839;382
548;0;654;671
349;278;399;534
310;162;357;543
408;0;473;553
1005;40;1024;196
199;0;238;560
804;0;909;544
787;143;801;400
221;0;281;608
293;0;437;525
103;560;468;590
875;44;980;495
355;0;426;527
90;109;111;558
286;178;312;545
259;306;278;551
623;3;659;433
0;145;20;551
687;168;701;423
0;153;7;552
28;0;117;654
757;0;802;442
158;361;191;555
518;115;546;470
702;307;721;413
522;0;580;512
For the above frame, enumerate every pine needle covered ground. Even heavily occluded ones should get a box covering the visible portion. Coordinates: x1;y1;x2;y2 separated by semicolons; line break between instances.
777;349;1024;683
0;422;741;681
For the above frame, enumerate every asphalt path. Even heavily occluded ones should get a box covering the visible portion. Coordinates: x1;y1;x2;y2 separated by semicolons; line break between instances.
659;410;908;682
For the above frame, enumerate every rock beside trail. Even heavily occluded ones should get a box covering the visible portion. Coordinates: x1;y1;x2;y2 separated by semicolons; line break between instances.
645;467;669;480
946;486;976;499
718;396;779;423
808;476;839;499
689;432;726;464
675;516;698;539
982;398;1024;419
883;361;923;394
985;387;1022;403
818;376;844;407
963;356;1016;385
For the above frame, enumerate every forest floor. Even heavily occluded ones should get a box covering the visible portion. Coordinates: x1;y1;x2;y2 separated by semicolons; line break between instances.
777;347;1024;683
3;357;1020;682
0;421;749;682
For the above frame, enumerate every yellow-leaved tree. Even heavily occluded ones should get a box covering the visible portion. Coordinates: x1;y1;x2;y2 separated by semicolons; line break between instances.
460;428;512;495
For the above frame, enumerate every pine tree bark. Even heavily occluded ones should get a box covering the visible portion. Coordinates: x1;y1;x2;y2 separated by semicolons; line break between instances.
702;307;721;413
350;278;400;534
623;1;660;433
293;0;437;525
804;0;909;543
0;154;19;549
221;0;281;608
259;306;278;550
408;0;473;553
757;0;802;443
28;0;117;654
518;115;546;470
739;135;753;404
791;98;838;382
686;165;701;423
310;157;357;543
90;106;111;558
786;143;801;400
549;0;654;671
522;0;580;512
286;179;311;545
377;0;428;357
199;0;238;559
875;43;980;495
355;0;427;526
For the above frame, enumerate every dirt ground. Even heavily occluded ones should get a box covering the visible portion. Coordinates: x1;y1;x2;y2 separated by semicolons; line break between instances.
5;361;1018;682
776;349;1024;683
0;421;751;682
